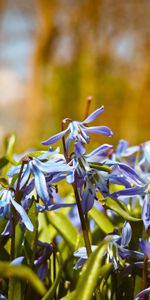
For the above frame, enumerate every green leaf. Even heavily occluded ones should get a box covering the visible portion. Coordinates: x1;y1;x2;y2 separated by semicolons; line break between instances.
72;240;109;300
41;267;62;300
0;156;9;169
89;207;114;234
89;162;112;173
0;176;8;187
5;134;16;158
105;197;141;222
47;211;80;250
60;291;75;300
0;262;46;295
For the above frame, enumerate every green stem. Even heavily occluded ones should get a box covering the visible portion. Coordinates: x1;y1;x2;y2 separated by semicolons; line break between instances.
72;183;91;256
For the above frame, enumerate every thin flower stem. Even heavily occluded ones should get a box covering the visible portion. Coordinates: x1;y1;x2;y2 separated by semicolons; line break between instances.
8;160;26;300
72;182;91;257
84;96;92;119
141;254;148;300
61;118;72;162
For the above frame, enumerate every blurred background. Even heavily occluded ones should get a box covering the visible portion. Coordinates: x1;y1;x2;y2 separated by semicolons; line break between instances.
0;0;150;153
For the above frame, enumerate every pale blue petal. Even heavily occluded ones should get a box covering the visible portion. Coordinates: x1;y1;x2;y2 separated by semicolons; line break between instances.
111;185;146;199
86;126;113;137
139;239;150;258
142;194;150;231
118;247;144;259
11;256;24;265
116;139;128;155
11;198;33;232
7;165;21;177
31;163;49;204
20;164;31;189
82;106;104;124
122;146;140;157
32;159;71;174
42;128;68;145
121;222;132;247
68;122;79;140
85;144;113;159
74;258;86;270
81;185;95;214
38;147;60;160
75;142;86;158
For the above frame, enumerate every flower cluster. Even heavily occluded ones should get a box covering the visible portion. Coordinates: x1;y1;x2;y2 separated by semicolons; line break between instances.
0;104;149;300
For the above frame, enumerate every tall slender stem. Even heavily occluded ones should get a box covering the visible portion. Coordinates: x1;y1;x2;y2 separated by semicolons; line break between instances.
72;183;91;256
84;96;92;119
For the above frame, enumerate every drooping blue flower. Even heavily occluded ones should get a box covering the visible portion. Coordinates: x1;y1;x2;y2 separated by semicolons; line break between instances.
73;222;144;270
34;241;54;280
42;106;113;148
0;188;33;232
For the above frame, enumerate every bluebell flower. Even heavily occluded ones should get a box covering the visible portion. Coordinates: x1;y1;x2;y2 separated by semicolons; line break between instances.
73;222;144;270
42;106;113;149
34;241;54;281
8;153;71;206
0;187;33;232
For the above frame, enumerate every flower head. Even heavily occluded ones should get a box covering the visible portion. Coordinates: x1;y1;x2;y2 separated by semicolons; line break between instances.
42;106;113;150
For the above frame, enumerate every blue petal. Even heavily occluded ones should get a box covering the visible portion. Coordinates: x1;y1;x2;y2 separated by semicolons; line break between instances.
142;194;150;231
66;170;75;184
11;198;33;232
20;164;31;189
139;239;150;258
118;247;144;259
107;161;145;185
42;128;68;145
30;162;49;204
11;256;24;265
109;175;131;188
143;141;150;164
82;106;104;124
111;185;146;199
32;158;71;173
75;142;86;158
134;287;150;300
1;220;12;236
116;139;128;155
74;245;97;259
122;146;140;157
36;202;75;212
38;147;60;160
116;163;145;185
74;258;87;270
81;185;95;214
69;122;79;139
85;144;113;159
7;165;21;177
121;222;132;247
86;126;113;137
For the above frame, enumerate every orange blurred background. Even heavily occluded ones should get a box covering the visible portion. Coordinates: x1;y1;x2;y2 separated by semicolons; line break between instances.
0;0;150;152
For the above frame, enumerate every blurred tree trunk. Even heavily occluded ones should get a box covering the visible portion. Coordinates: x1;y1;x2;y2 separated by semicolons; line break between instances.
24;0;58;148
